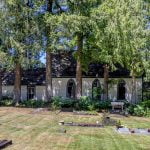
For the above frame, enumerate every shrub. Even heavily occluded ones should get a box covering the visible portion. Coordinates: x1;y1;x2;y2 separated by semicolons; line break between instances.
133;105;147;117
122;100;130;108
75;96;111;111
133;100;150;117
20;100;47;108
97;101;111;110
51;96;76;110
61;99;76;108
126;100;150;117
0;98;49;108
116;120;122;128
140;100;150;108
76;96;94;111
51;96;62;110
127;104;135;115
0;99;14;106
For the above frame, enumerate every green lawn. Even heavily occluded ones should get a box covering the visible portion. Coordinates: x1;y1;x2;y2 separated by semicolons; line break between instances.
0;107;150;150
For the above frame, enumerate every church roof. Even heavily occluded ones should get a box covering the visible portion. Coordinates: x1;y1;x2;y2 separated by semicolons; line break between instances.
2;52;133;85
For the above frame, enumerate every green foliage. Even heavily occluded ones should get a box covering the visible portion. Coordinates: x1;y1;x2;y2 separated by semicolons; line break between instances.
127;105;135;115
20;100;48;108
45;0;101;71
51;96;62;110
143;88;150;100
51;96;76;110
133;105;147;117
91;0;148;72
140;100;150;108
123;100;130;108
51;96;111;111
76;96;111;111
0;0;41;69
0;0;149;104
116;120;122;127
98;101;111;110
91;0;148;103
0;99;13;106
0;51;7;65
61;99;76;108
76;96;94;111
0;96;111;111
92;87;103;100
127;100;150;117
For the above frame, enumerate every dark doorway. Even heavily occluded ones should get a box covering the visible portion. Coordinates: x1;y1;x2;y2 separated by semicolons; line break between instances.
92;79;101;100
66;79;76;99
117;80;126;100
27;86;35;100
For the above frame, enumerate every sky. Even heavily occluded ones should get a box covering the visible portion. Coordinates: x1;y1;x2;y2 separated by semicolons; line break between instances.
40;53;46;64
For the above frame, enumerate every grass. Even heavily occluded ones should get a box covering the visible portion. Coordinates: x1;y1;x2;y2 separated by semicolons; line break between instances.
0;107;150;150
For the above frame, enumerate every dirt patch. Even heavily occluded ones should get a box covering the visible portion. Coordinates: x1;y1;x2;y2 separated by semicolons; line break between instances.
109;114;127;118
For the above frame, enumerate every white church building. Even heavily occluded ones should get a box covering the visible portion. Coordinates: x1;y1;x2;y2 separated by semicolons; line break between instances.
2;52;142;103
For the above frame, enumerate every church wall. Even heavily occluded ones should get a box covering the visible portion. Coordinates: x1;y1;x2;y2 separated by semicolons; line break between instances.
2;78;142;103
2;85;27;100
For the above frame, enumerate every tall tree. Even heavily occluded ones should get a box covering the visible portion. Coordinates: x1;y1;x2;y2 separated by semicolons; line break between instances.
114;0;148;103
91;0;148;101
38;0;65;101
68;0;101;99
0;0;40;104
91;3;121;100
45;0;53;101
142;0;150;82
47;0;101;99
0;51;7;100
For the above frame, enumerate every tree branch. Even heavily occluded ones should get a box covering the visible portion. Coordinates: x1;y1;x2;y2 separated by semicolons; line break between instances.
55;0;65;13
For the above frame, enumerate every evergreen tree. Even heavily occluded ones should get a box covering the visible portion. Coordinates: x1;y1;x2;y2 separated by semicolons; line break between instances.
46;0;101;99
38;0;66;101
0;51;7;100
0;0;40;104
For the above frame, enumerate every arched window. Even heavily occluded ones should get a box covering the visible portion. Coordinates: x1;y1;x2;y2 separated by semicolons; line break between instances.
92;79;101;100
66;79;76;99
117;80;126;100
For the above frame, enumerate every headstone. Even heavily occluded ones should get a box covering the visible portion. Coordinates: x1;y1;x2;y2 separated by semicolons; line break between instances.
117;127;130;134
117;128;150;135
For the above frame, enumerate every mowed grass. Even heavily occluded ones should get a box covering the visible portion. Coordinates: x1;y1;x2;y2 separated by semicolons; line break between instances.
0;107;150;150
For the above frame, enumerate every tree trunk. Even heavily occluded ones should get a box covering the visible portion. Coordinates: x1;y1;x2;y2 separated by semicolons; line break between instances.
47;0;53;12
46;51;53;101
76;34;83;99
13;62;21;105
103;64;109;100
0;70;2;100
131;74;136;104
45;0;53;101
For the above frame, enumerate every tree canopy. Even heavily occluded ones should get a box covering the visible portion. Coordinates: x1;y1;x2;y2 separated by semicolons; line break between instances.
0;0;149;102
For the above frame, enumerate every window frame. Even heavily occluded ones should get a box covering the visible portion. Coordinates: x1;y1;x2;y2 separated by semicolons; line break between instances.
66;79;76;99
27;85;36;100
